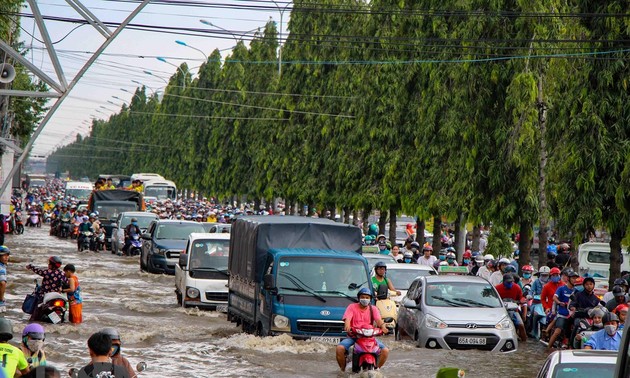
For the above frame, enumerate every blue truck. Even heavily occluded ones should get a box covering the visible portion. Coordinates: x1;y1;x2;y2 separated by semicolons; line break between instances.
227;216;369;342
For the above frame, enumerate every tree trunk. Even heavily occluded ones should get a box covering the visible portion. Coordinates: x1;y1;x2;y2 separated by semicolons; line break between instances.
519;220;532;270
342;207;349;224
609;227;623;289
378;210;388;236
328;206;336;220
432;215;441;257
352;209;358;226
454;212;466;260
471;225;481;251
388;207;397;242
537;76;549;268
416;218;425;246
362;208;371;233
253;198;261;214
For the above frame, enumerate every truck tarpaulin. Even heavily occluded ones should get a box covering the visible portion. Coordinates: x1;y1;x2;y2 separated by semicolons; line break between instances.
229;216;362;282
88;189;145;211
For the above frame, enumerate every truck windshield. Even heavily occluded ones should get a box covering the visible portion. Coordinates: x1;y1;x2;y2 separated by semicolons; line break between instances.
156;223;205;240
189;239;229;270
65;189;92;200
277;257;368;298
145;186;176;200
94;203;138;220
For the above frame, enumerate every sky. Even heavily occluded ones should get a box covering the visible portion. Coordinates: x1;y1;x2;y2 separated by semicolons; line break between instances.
15;0;290;157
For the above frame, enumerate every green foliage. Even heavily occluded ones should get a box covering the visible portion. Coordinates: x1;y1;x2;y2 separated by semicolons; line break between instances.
485;226;514;258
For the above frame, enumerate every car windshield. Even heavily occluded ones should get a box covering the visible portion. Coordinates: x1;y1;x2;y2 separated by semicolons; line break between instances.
551;363;614;378
386;268;436;289
189;239;229;270
276;257;368;298
31;179;46;187
155;223;205;240
145;186;176;200
364;254;396;265
121;215;156;229
95;203;138;220
424;281;502;308
65;189;92;200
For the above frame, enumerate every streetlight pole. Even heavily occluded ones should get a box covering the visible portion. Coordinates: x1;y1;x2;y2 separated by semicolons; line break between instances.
143;70;169;85
199;19;239;45
156;57;186;89
270;0;292;77
131;79;158;95
175;40;208;61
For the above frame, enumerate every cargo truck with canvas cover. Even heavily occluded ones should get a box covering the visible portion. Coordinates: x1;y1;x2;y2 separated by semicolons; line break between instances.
88;189;145;249
228;216;369;342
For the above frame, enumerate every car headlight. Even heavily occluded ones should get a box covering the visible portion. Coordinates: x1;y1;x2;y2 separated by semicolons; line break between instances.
186;287;200;299
495;316;513;330
156;248;167;256
272;315;290;331
425;314;448;329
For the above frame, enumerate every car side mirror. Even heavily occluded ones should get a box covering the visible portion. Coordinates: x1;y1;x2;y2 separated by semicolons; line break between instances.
141;233;151;240
111;222;118;228
504;302;519;311
263;274;275;290
179;254;187;268
403;298;420;310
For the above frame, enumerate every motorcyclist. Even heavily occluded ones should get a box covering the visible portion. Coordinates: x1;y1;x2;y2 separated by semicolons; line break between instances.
603;278;630;303
445;252;458;267
377;241;389;255
336;288;389;372
520;265;534;287
371;262;401;296
489;258;511;286
123;218;142;255
547;250;559;269
402;251;414;264
0;317;30;377
573;307;605;349
555;243;571;267
584;312;622;351
77;216;93;251
614;304;628;330
546;270;578;351
433;250;447;269
416;245;436;267
409;241;421;262
26;256;68;322
606;285;627;312
20;323;46;369
494;273;527;341
470;254;484;276
100;328;136;378
528;266;551;339
461;250;472;271
476;254;493;280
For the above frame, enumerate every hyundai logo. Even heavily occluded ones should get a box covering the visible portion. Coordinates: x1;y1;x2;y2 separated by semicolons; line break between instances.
465;323;477;329
320;310;331;316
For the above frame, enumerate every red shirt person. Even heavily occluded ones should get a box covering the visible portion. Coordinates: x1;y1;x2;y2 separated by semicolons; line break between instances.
541;267;565;313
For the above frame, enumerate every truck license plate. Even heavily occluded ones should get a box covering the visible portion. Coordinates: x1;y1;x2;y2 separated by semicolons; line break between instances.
48;312;62;324
311;336;340;344
215;305;228;313
458;337;486;345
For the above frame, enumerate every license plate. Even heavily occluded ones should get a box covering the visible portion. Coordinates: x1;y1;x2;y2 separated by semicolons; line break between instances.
458;337;486;345
311;336;340;344
48;312;62;324
216;304;228;313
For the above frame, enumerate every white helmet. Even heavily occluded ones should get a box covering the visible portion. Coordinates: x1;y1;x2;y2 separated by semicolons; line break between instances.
538;266;551;274
483;254;493;261
498;257;510;265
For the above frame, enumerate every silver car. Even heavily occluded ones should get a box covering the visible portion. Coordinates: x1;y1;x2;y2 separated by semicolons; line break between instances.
536;350;616;377
396;275;518;352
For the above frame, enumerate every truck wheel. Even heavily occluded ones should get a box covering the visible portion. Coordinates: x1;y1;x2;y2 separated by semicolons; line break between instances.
176;292;182;306
394;325;401;341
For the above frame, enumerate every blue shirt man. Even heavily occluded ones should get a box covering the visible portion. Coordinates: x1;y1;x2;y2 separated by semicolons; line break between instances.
583;328;622;350
555;284;574;317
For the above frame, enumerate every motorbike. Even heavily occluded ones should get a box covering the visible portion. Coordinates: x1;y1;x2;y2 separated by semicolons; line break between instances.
11;211;24;235
78;231;93;252
346;318;392;374
93;231;105;251
44;211;53;224
127;234;142;256
24;281;67;324
375;286;397;333
71;221;79;240
59;221;71;239
27;211;40;227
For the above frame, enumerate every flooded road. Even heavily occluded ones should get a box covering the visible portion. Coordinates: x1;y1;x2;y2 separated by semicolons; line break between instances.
5;227;550;377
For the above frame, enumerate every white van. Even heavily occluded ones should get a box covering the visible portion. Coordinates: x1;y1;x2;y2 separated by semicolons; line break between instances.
64;181;93;200
175;233;229;311
578;242;630;293
143;180;177;201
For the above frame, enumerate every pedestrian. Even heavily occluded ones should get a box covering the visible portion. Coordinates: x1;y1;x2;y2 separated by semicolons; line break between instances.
101;328;136;378
62;264;83;324
0;246;9;312
78;332;130;378
0;318;31;377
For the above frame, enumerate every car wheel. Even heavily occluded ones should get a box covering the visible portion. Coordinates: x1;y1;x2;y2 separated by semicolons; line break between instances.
414;331;421;348
140;252;147;271
176;292;183;306
394;325;401;341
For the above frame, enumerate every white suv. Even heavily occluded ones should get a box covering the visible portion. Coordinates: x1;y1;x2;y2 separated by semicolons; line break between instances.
175;233;230;311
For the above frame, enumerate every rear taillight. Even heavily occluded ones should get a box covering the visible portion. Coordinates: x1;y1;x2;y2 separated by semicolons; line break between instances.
52;300;65;307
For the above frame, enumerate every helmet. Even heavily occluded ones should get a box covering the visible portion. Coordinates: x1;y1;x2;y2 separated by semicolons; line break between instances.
487;260;496;268
603;312;620;324
561;267;574;276
498;258;510;265
560;243;570;251
374;261;387;270
504;265;517;273
422;245;433;252
48;256;62;268
463;251;472;259
22;323;45;340
471;251;480;258
446;247;456;253
410;241;420;248
82;215;89;222
446;252;456;259
100;327;121;341
357;288;372;299
538;266;551;274
483;254;493;261
439;261;448;266
549;267;561;275
89;213;96;218
614;278;628;287
522;265;534;273
614;304;629;315
377;234;386;241
0;246;10;255
567;270;580;278
131;218;138;222
403;251;413;258
612;285;625;296
0;318;13;340
474;255;484;263
547;251;557;259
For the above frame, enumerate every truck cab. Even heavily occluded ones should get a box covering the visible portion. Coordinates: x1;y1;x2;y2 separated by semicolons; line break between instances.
175;233;230;311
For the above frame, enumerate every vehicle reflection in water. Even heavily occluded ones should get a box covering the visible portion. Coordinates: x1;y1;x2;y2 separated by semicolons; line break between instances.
6;227;548;377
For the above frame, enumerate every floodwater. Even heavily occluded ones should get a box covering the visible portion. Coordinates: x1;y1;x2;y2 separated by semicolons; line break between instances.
5;227;549;377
